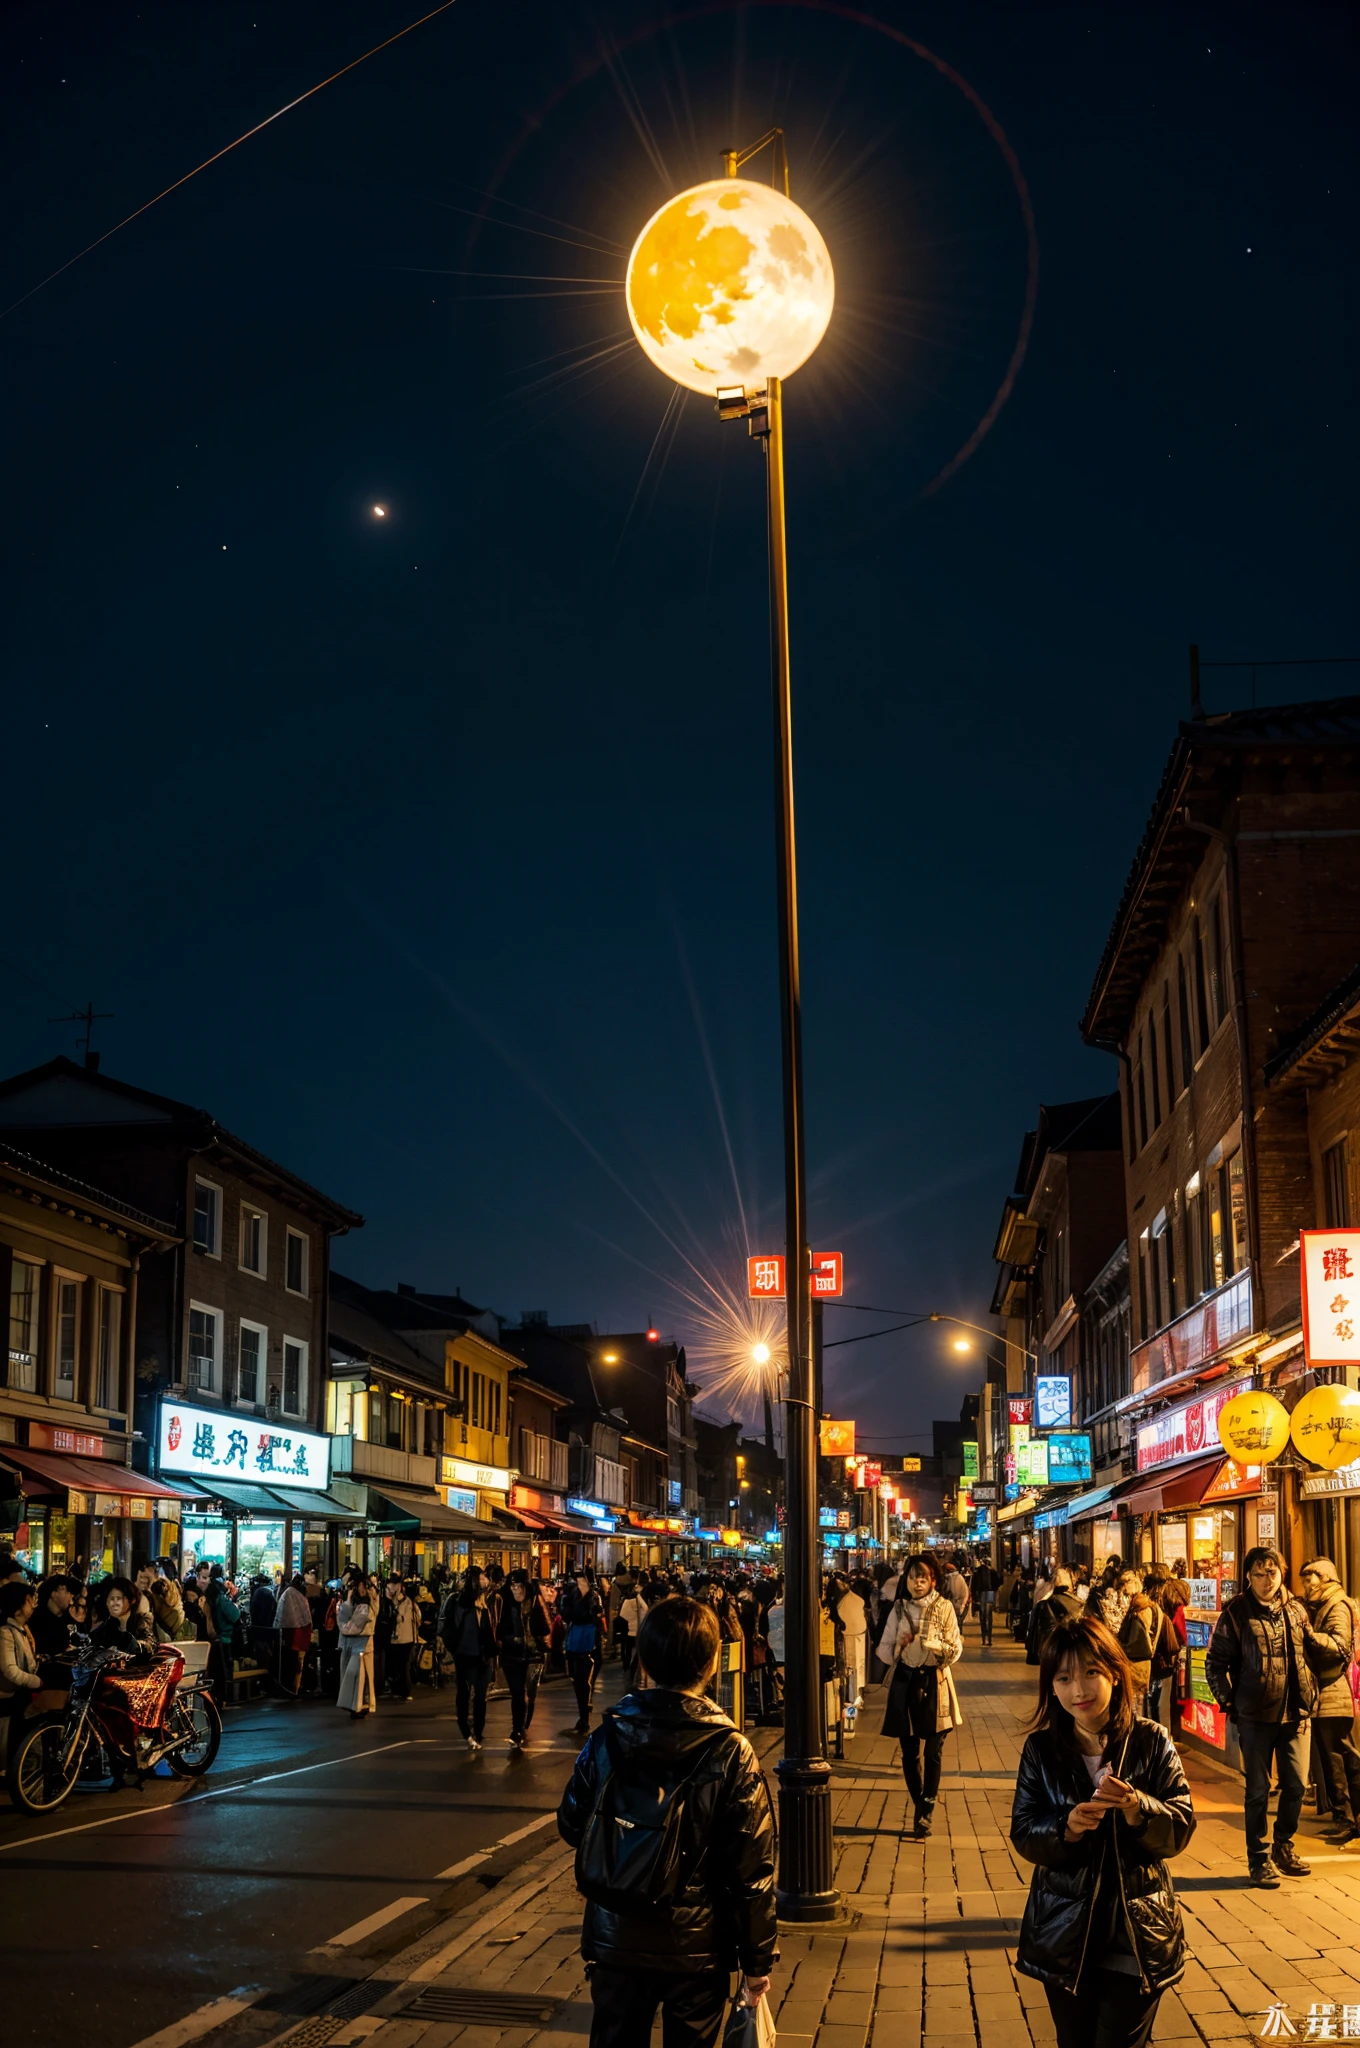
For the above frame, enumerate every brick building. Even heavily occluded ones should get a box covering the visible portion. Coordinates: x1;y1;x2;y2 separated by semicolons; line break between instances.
0;1056;362;1575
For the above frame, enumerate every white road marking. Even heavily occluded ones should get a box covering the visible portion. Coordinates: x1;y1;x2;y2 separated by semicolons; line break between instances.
126;1991;262;2048
434;1807;556;1878
0;1741;413;1855
315;1894;429;1950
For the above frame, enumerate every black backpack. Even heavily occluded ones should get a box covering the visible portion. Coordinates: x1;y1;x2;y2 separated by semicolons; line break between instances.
574;1720;722;1911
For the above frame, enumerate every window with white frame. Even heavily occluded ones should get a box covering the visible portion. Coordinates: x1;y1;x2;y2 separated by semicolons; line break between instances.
95;1286;123;1410
53;1276;81;1400
8;1258;41;1393
193;1179;221;1256
239;1204;267;1276
285;1228;308;1297
282;1337;307;1416
238;1318;267;1406
188;1304;220;1393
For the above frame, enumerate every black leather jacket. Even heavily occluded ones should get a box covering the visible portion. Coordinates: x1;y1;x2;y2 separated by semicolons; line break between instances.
1011;1717;1195;1994
557;1688;778;1976
1205;1592;1320;1722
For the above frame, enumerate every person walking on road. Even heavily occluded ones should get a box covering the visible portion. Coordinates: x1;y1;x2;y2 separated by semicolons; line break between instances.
1011;1611;1195;2048
1026;1568;1083;1666
616;1583;648;1683
1205;1545;1326;1887
275;1574;313;1697
971;1560;999;1647
943;1556;971;1625
336;1575;376;1720
384;1577;420;1701
1115;1572;1161;1711
1298;1557;1360;1846
497;1570;549;1746
557;1594;778;2048
563;1570;604;1736
444;1567;497;1751
877;1552;964;1839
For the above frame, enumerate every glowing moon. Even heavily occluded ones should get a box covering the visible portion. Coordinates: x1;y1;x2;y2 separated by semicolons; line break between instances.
372;504;387;517
626;178;834;396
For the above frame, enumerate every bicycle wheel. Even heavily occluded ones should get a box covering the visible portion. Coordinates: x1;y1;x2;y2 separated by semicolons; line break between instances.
7;1714;83;1814
165;1689;222;1776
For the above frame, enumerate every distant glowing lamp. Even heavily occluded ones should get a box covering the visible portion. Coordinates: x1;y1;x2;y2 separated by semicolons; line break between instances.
371;504;387;517
626;179;834;397
602;1352;619;1364
646;1328;659;1342
752;1342;772;1366
952;1337;971;1354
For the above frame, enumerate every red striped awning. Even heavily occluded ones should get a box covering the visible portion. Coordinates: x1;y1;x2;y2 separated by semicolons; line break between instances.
1;1449;185;1501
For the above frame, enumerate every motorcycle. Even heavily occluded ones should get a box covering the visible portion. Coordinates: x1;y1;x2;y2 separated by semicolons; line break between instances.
7;1637;222;1814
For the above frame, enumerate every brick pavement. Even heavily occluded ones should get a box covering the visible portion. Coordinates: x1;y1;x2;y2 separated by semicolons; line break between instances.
299;1636;1360;2048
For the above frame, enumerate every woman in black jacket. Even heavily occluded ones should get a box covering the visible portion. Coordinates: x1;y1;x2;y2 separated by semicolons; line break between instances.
496;1571;550;1747
562;1572;604;1736
1011;1612;1195;2048
441;1568;498;1751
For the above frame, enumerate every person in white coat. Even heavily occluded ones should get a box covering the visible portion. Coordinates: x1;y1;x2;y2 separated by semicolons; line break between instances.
834;1577;869;1705
337;1574;377;1720
877;1553;963;1837
617;1586;649;1680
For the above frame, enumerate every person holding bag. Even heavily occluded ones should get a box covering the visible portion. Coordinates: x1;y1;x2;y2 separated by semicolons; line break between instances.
1011;1611;1195;2048
876;1551;963;1838
557;1594;776;2048
337;1574;377;1720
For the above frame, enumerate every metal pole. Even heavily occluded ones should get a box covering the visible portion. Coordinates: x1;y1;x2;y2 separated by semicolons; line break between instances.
765;372;838;1921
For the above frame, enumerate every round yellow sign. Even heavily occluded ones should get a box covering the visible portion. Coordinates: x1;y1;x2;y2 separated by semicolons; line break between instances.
1289;1383;1360;1470
1217;1390;1290;1463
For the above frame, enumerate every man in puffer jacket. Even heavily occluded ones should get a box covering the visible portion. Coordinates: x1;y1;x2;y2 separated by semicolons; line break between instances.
558;1594;777;2048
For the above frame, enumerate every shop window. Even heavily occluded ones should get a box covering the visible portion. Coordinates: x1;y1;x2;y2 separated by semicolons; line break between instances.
1227;1152;1248;1272
188;1304;220;1393
491;1379;502;1437
8;1257;41;1393
282;1338;307;1416
369;1388;386;1443
1324;1138;1351;1229
95;1287;122;1410
238;1319;266;1405
194;1180;221;1256
285;1229;308;1297
332;1381;364;1436
239;1205;267;1277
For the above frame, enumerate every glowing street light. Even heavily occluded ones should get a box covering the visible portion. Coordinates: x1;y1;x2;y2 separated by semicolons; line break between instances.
751;1341;772;1366
627;129;836;1924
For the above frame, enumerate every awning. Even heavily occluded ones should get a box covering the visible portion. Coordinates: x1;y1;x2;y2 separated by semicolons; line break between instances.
1114;1453;1223;1519
513;1505;604;1537
268;1488;365;1522
997;1491;1039;1525
1065;1483;1118;1523
198;1481;299;1515
2;1449;185;1502
371;1484;529;1547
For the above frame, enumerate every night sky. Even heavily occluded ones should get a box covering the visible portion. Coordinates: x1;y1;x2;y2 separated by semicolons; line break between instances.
4;2;1357;1444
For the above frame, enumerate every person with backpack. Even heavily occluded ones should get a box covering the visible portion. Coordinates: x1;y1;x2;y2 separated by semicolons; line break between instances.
562;1571;604;1736
557;1594;777;2048
1026;1568;1083;1666
1142;1576;1183;1725
1299;1557;1360;1846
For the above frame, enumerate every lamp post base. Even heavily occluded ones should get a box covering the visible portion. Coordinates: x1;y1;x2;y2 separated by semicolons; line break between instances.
774;1753;840;1922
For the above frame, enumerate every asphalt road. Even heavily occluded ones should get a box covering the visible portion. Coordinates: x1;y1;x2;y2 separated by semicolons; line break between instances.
0;1659;611;2048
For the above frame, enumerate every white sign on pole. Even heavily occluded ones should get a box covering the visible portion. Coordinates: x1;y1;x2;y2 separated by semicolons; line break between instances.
158;1399;331;1490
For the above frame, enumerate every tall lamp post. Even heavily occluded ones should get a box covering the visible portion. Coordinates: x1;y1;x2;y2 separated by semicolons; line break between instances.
626;136;837;1920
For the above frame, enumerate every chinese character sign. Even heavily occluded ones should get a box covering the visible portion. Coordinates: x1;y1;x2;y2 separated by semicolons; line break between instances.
747;1255;787;1299
1008;1397;1032;1426
1302;1230;1360;1367
962;1441;979;1479
158;1399;330;1490
810;1252;843;1297
819;1418;855;1456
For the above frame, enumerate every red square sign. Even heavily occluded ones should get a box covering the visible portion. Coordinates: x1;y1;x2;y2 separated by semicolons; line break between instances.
811;1251;843;1297
747;1255;786;1299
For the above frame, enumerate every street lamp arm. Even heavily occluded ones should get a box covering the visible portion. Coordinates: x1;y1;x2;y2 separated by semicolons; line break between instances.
722;128;789;195
822;1303;1041;1369
822;1318;932;1349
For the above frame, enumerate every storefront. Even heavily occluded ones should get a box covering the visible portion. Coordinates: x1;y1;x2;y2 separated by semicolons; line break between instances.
364;1480;529;1578
2;1435;186;1580
618;1511;697;1569
510;1486;618;1575
155;1395;357;1579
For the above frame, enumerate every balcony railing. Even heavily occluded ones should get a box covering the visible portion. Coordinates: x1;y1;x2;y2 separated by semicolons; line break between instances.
331;1436;437;1489
1130;1268;1253;1394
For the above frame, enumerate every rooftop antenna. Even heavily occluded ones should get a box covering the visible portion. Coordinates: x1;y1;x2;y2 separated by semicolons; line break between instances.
48;1000;113;1068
